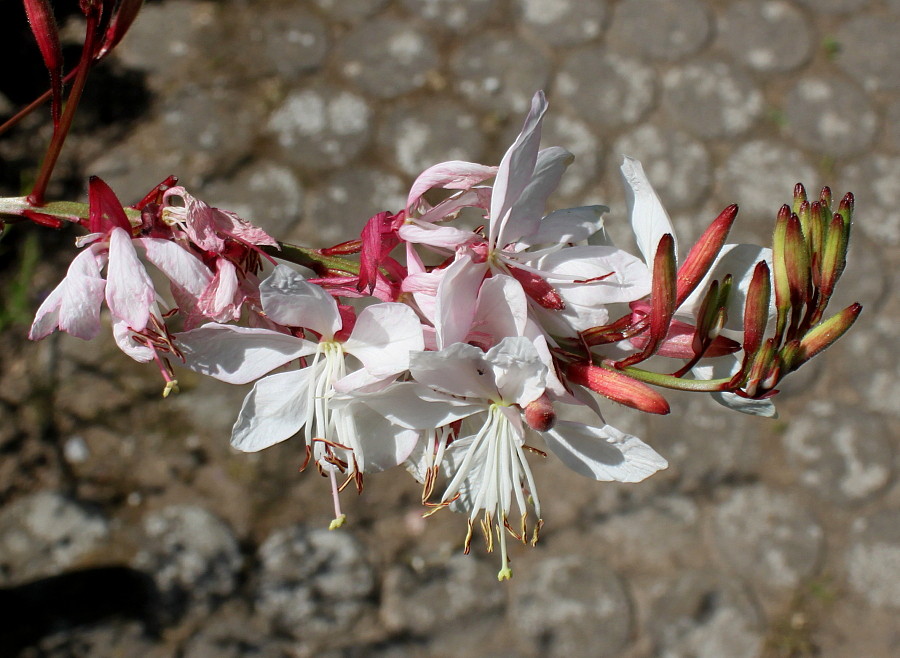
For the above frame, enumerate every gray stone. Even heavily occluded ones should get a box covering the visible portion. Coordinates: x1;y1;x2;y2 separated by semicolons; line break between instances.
608;0;711;61
312;0;390;21
299;166;406;245
377;98;485;177
255;525;375;641
784;401;893;504
132;505;242;613
794;0;871;13
450;34;552;117
242;5;329;79
0;492;110;586
113;1;224;82
32;620;168;658
400;0;499;32
516;0;607;46
885;98;900;153
711;486;824;590
719;1;813;73
201;161;306;238
511;557;633;656
719;140;817;226
593;495;706;572
846;510;900;608
614;124;712;210
266;85;373;171
836;15;900;91
182;606;289;658
783;76;879;157
841;155;900;246
557;50;656;129
381;553;506;632
157;83;265;177
337;19;440;99
663;59;763;139
540;110;603;201
648;570;765;658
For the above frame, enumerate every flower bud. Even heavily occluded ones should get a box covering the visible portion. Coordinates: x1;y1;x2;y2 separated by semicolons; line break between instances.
566;363;670;415
792;183;807;214
675;204;737;306
524;393;556;432
785;213;810;310
772;204;792;340
796;303;862;366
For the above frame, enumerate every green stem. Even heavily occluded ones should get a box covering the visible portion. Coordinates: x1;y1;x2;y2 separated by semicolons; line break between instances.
261;242;360;276
611;363;733;392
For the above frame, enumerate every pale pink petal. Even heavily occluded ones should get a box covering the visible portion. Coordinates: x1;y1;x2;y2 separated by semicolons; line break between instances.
112;317;155;362
472;274;527;344
621;156;677;267
198;259;241;322
490;91;548;246
501;146;573;245
543;422;668;482
538;245;652;305
140;237;212;298
176;322;315;384
516;205;607;249
259;265;341;337
163;187;224;252
30;247;106;341
409;343;497;400
434;253;487;349
213;208;278;247
353;381;484;429
485;337;546;406
231;369;312;451
406;161;498;211
105;228;155;330
398;220;478;249
342;302;424;377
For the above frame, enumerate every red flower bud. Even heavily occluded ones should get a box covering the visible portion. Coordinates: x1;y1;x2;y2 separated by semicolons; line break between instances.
524;393;556;432
566;363;670;415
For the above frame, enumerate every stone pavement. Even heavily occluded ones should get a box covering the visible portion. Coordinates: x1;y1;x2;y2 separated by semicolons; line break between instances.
1;0;898;656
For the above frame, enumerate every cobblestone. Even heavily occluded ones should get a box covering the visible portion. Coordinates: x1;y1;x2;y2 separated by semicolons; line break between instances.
711;486;824;591
0;492;110;586
613;124;712;210
608;0;711;61
450;33;552;117
242;5;329;80
846;510;900;608
400;0;499;32
557;50;656;130
663;59;763;139
516;0;607;46
337;19;440;100
841;154;900;246
377;98;485;177
266;85;373;171
836;15;900;92
783;76;879;157
511;557;633;657
784;401;893;504
718;1;813;73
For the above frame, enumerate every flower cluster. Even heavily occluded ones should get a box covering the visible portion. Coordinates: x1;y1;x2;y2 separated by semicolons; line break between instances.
18;91;860;581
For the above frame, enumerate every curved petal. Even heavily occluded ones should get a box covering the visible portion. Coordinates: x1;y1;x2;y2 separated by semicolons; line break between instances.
349;382;483;429
343;302;424;376
406;161;497;211
231;368;312;452
516;205;607;249
106;228;155;330
409;342;497;400
434;253;486;349
537;245;652;306
490;91;548;246
176;323;315;384
485;337;547;406
621;156;677;267
501;146;573;245
543;422;668;482
139;237;212;298
31;247;106;341
260;265;340;337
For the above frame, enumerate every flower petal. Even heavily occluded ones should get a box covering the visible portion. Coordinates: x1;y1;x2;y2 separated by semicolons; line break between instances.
621;156;677;267
543;421;668;482
260;265;341;337
406;161;497;212
176;323;315;384
105;227;155;330
342;302;424;376
231;368;312;452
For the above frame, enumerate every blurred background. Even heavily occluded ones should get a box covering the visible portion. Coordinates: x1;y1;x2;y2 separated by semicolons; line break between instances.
0;0;898;656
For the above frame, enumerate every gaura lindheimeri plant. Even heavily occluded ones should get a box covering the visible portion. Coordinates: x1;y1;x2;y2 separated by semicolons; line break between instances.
1;1;861;581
